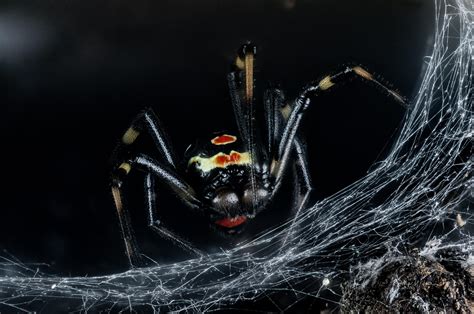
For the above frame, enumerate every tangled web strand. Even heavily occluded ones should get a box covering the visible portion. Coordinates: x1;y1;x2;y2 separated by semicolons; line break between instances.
0;0;472;311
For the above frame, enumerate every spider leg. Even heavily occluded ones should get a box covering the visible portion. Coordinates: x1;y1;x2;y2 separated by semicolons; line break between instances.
228;72;248;142
264;88;313;197
145;173;203;257
227;42;266;214
292;139;313;213
263;88;286;158
111;154;204;266
282;139;313;245
264;88;313;243
111;185;143;267
114;107;178;168
272;65;408;185
113;154;202;208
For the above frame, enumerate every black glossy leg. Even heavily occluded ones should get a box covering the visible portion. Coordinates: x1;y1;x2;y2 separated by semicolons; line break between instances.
227;42;261;147
133;154;203;209
263;88;313;211
145;173;203;257
111;153;203;266
227;71;248;142
263;88;286;158
273;65;408;185
281;139;313;245
292;139;313;213
227;42;265;213
115;108;178;168
111;185;143;267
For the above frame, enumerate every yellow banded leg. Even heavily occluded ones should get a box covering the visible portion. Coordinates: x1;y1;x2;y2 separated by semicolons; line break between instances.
244;50;254;103
122;127;140;145
313;65;407;106
111;162;143;267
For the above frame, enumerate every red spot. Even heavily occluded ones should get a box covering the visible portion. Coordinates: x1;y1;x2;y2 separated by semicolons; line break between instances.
215;216;247;228
211;134;237;145
229;152;241;162
215;155;228;166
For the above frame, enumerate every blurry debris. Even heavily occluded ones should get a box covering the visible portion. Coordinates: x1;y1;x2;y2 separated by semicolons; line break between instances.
341;248;473;313
456;213;467;228
322;277;330;286
0;11;53;64
282;0;296;10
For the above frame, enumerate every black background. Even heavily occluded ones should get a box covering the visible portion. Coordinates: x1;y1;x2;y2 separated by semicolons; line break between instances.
0;0;433;287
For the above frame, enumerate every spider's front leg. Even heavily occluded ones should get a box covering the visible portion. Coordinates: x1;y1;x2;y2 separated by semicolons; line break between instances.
113;107;178;168
272;65;408;185
112;107;205;266
144;173;204;257
228;42;314;216
112;154;204;266
227;42;267;215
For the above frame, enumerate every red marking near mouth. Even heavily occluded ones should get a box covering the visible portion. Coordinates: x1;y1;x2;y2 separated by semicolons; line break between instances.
211;134;237;145
214;215;247;228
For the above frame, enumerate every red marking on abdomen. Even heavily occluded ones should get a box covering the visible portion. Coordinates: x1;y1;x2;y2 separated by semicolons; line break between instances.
215;152;242;166
229;152;241;162
211;134;237;145
215;155;229;166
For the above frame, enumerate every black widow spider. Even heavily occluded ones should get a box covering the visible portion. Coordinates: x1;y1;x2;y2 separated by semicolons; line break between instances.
111;42;406;266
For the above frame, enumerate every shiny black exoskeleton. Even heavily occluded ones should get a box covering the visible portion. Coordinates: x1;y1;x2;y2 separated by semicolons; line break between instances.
111;42;407;266
184;132;272;228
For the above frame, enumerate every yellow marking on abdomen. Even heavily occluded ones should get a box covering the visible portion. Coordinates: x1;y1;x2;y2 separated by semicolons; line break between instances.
189;151;251;173
122;128;140;145
318;76;335;90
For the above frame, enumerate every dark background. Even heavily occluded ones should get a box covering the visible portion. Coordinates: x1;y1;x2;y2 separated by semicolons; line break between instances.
0;0;433;281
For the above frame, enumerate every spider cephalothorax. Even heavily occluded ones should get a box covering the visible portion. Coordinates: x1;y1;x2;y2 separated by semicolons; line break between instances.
111;42;406;266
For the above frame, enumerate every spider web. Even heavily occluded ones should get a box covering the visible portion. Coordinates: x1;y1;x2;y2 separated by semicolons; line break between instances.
0;0;472;311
